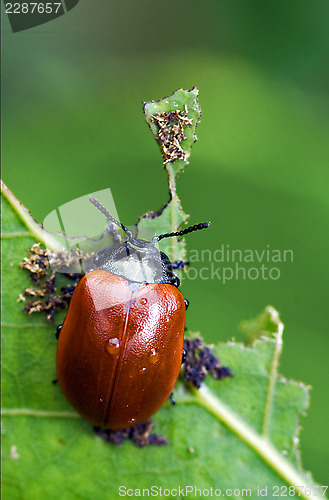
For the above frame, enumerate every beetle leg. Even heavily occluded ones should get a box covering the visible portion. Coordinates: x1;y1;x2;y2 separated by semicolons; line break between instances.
60;285;76;296
171;260;189;270
169;261;189;287
182;348;187;364
62;272;83;281
55;324;62;340
168;392;176;405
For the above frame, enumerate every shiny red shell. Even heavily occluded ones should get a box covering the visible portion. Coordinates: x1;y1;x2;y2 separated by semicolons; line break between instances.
56;269;186;430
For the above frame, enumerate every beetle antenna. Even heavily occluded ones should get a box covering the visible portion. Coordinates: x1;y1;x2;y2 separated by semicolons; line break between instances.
89;196;133;238
152;222;210;243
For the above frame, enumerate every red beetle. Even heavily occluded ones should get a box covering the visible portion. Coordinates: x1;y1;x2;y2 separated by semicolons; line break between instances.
56;197;210;430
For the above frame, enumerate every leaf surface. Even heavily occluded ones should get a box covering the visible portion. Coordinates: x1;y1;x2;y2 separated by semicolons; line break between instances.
1;89;324;500
1;189;323;500
139;88;201;267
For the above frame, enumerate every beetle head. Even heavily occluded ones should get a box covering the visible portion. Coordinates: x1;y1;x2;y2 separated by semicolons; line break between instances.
89;196;210;284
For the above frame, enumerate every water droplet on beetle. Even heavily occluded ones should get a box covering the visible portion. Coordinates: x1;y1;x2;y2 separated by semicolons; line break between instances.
140;298;148;305
149;348;159;364
106;337;120;355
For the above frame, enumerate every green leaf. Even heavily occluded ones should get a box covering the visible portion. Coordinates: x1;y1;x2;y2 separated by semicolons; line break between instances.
239;306;284;344
1;187;323;500
139;88;202;266
143;87;201;178
1;180;65;252
136;198;188;263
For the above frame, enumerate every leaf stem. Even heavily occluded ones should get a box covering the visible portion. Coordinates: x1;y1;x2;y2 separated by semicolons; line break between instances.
194;385;317;500
1;408;80;419
169;173;179;262
1;180;64;251
262;307;284;436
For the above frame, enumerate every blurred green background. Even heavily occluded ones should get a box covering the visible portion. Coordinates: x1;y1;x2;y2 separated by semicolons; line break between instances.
2;0;329;485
